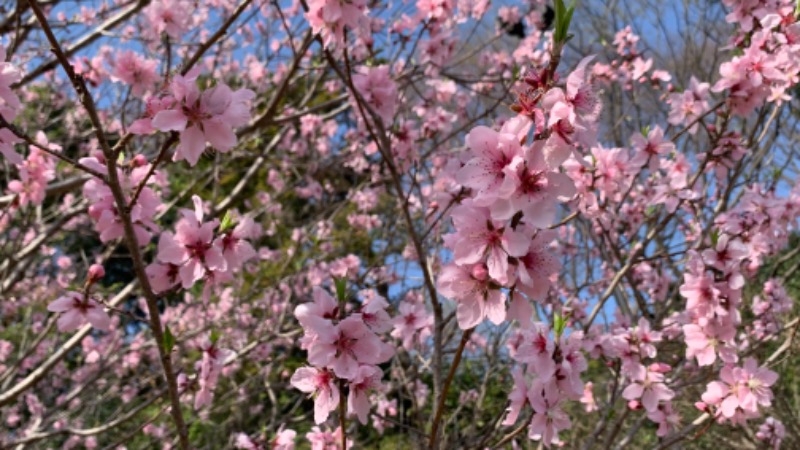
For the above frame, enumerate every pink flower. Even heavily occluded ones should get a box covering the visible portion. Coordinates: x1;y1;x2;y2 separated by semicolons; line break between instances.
295;287;339;331
47;292;111;332
514;323;556;380
630;125;674;170
437;263;506;330
542;55;602;148
701;358;778;424
306;315;391;379
527;380;571;447
110;50;159;96
358;293;393;334
145;262;181;293
305;0;368;49
683;322;736;366
290;367;340;424
151;70;255;166
216;216;259;271
347;365;384;424
647;402;681;437
489;142;576;225
444;203;530;284
195;336;233;409
352;65;397;124
0;128;23;165
515;229;561;300
502;366;529;426
756;417;785;450
622;364;675;412
667;76;710;134
145;0;192;39
305;425;352;450
391;300;432;350
272;428;297;450
0;46;22;122
580;382;597;412
155;195;227;289
456;126;524;205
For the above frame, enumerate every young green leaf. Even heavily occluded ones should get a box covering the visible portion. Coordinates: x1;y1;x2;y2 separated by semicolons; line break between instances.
164;325;176;353
219;210;235;233
334;277;347;303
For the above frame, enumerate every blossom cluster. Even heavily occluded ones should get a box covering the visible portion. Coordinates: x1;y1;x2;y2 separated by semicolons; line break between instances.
291;286;394;425
80;153;161;246
504;324;588;446
133;68;255;166
146;195;258;295
437;55;604;331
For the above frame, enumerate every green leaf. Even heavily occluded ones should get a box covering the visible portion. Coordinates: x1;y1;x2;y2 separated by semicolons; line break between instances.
117;151;125;165
553;312;567;339
210;329;221;345
219;210;235;233
334;277;347;303
164;325;176;353
641;125;651;136
710;229;719;247
553;0;577;44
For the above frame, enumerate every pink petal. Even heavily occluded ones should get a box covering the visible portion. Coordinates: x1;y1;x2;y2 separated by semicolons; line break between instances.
151;110;187;131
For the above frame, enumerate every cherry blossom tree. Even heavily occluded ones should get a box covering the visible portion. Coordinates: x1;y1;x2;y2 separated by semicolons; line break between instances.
1;0;799;449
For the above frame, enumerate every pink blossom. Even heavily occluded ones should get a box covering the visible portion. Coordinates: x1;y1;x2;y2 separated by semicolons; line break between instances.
630;125;674;170
155;195;227;289
489;142;576;225
502;366;529;426
667;76;710;134
47;292;111;332
580;382;597;412
527;381;571;447
290;367;340;424
756;417;785;450
352;65;397;124
437;263;506;329
109;51;159;96
305;0;368;49
514;323;555;380
306;315;391;379
455;126;524;206
216;216;259;271
391;300;432;350
0;46;22;122
347;365;384;424
151;70;255;166
542;55;602;148
145;0;192;39
443;203;529;284
195;336;233;409
515;229;560;300
622;364;675;412
701;358;778;424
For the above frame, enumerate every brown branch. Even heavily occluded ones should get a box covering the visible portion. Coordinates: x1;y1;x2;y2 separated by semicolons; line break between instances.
26;2;190;447
428;328;473;449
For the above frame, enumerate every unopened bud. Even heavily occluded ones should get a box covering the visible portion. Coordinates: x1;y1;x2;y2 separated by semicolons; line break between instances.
627;400;642;410
132;154;148;167
87;264;105;283
471;264;489;281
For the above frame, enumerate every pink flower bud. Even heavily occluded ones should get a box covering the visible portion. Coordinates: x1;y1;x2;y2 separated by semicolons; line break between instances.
627;400;642;410
471;264;489;281
694;401;708;412
648;362;672;373
132;154;148;167
87;264;105;283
